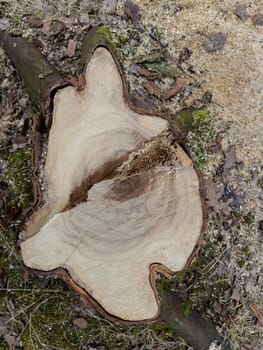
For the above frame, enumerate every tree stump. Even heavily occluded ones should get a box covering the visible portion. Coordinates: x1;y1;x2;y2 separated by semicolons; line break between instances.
1;27;206;322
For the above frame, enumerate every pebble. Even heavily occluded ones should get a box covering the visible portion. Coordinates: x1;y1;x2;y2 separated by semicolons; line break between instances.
252;13;263;26
235;4;249;22
204;33;227;52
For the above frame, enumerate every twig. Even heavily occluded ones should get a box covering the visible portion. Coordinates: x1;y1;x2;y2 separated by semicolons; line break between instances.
249;303;263;326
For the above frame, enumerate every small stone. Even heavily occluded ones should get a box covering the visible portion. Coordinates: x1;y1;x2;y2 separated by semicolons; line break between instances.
252;13;263;26
73;317;88;329
204;33;227;52
235;4;249;21
0;18;10;31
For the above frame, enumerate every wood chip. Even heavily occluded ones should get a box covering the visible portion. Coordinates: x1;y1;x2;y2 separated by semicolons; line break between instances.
163;77;189;100
249;303;263;326
66;39;77;57
143;81;163;99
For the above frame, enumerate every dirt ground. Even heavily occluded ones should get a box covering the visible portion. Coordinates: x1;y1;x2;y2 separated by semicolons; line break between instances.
0;1;262;349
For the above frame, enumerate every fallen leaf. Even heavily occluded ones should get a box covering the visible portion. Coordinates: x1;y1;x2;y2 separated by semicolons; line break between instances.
130;90;156;111
143;81;163;99
66;39;77;57
163;77;189;100
124;0;141;24
129;64;156;78
74;317;88;329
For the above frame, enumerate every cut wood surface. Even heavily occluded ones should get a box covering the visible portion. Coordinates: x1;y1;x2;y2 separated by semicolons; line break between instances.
21;46;205;321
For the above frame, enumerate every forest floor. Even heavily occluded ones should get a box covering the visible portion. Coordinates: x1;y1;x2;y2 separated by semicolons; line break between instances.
0;1;262;349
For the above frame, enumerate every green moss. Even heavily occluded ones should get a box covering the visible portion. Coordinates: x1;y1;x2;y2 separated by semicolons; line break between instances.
96;26;114;44
3;147;33;209
176;108;214;170
180;301;191;317
144;62;179;79
238;260;245;268
80;26;125;72
135;50;164;64
174;108;195;134
156;275;175;296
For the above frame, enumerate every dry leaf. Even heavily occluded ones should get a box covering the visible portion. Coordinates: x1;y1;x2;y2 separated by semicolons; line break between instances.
163;77;189;100
143;81;163;99
136;66;154;77
130;90;156;111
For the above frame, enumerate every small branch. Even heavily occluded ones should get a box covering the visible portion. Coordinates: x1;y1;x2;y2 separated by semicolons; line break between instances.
249;303;263;326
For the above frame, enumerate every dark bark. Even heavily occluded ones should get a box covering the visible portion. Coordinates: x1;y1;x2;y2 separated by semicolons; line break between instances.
0;30;66;118
160;290;233;350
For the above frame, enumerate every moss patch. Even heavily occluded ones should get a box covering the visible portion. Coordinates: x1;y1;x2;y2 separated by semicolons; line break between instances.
3;146;33;209
175;108;215;169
